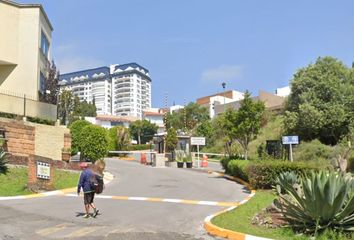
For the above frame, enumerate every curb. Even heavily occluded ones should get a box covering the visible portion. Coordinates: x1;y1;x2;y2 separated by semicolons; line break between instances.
0;171;114;201
204;173;271;240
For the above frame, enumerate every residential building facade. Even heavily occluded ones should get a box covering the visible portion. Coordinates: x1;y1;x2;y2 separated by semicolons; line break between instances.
214;90;286;115
196;90;244;118
0;0;57;120
59;63;152;118
0;0;53;100
143;108;166;134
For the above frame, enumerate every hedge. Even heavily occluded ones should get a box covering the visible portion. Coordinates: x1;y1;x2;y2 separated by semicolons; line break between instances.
246;161;325;189
127;144;152;151
227;160;249;182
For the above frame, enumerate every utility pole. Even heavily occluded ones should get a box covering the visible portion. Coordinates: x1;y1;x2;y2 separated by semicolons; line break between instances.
222;82;226;113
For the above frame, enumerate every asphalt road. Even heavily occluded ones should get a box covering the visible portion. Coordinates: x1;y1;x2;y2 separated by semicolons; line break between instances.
0;159;249;240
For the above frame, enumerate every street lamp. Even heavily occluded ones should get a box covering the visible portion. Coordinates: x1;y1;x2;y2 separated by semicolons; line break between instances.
222;82;226;113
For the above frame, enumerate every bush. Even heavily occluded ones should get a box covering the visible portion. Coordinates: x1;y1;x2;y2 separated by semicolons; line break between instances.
107;126;131;151
80;125;108;162
275;171;354;236
227;160;250;181
221;157;232;173
293;139;333;162
69;120;91;155
27;116;55;126
246;160;325;189
126;144;152;151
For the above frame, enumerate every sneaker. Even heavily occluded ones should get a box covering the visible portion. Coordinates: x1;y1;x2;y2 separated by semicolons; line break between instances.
93;209;99;218
82;214;91;219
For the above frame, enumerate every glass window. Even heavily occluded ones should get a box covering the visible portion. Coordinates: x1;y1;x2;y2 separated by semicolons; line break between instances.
39;72;46;94
40;31;50;58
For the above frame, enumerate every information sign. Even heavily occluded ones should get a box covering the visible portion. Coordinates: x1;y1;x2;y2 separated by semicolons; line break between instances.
37;162;50;179
191;137;206;146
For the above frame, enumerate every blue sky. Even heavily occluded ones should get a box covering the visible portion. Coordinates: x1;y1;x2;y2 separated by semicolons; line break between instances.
20;0;354;107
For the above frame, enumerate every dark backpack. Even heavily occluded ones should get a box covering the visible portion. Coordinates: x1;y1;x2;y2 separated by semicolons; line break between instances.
95;174;104;194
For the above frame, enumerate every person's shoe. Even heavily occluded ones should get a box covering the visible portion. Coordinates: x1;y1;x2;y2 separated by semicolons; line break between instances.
93;209;99;218
82;214;91;219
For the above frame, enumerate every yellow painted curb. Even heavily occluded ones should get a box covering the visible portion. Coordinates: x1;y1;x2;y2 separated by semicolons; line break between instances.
204;173;268;240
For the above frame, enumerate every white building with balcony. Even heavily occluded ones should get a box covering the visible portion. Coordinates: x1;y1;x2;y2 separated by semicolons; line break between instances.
59;63;151;118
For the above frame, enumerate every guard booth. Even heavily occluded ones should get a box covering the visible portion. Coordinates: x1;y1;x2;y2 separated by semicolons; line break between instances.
152;133;191;154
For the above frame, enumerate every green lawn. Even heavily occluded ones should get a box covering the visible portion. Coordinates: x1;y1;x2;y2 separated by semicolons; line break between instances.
0;167;80;196
211;190;351;240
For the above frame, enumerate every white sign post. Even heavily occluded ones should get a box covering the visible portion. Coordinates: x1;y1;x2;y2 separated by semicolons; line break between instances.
282;136;299;162
191;137;206;168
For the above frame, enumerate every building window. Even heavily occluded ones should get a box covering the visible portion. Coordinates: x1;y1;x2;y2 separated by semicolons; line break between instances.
40;31;50;58
40;72;46;94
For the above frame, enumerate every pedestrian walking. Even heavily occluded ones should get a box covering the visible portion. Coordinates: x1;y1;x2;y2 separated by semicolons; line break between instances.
77;162;99;218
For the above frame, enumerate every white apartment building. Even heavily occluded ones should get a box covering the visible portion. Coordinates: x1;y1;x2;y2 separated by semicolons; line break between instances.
59;63;151;118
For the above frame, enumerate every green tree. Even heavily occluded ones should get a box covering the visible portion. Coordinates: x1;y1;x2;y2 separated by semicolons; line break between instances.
222;91;265;160
38;61;59;104
80;125;108;162
69;120;91;155
166;127;178;153
73;100;97;118
165;102;209;133
284;57;354;145
129;120;158;144
58;89;76;125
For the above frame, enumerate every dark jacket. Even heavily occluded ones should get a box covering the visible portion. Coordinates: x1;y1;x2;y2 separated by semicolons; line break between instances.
77;168;94;193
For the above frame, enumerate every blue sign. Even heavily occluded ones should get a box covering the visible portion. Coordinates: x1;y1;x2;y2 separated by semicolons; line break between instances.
282;136;299;145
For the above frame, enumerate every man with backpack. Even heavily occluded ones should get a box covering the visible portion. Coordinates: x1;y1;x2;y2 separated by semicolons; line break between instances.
77;162;99;218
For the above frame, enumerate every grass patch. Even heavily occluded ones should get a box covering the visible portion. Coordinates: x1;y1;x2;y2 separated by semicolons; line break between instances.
0;167;32;196
54;169;80;190
211;190;308;240
0;167;80;196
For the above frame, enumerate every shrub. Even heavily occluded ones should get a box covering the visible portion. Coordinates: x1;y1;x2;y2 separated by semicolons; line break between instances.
221;157;232;173
293;139;333;162
275;171;354;236
27;116;55;126
126;144;152;151
80;125;108;163
227;160;250;181
107;126;131;151
246;160;325;189
69;120;91;155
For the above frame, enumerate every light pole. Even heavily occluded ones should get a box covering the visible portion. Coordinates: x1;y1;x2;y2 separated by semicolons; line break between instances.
222;82;226;113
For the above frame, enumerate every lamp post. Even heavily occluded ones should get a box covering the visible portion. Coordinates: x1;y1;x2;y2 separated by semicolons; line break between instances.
222;82;226;113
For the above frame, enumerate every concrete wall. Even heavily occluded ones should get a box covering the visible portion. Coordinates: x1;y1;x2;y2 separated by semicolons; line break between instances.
0;92;56;120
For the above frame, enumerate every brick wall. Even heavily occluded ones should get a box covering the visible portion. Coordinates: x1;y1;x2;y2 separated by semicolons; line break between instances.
0;119;35;156
0;117;71;160
64;133;71;150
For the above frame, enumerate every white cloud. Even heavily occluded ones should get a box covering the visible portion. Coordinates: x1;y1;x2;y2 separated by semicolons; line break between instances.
202;65;244;82
53;43;105;73
56;57;105;73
